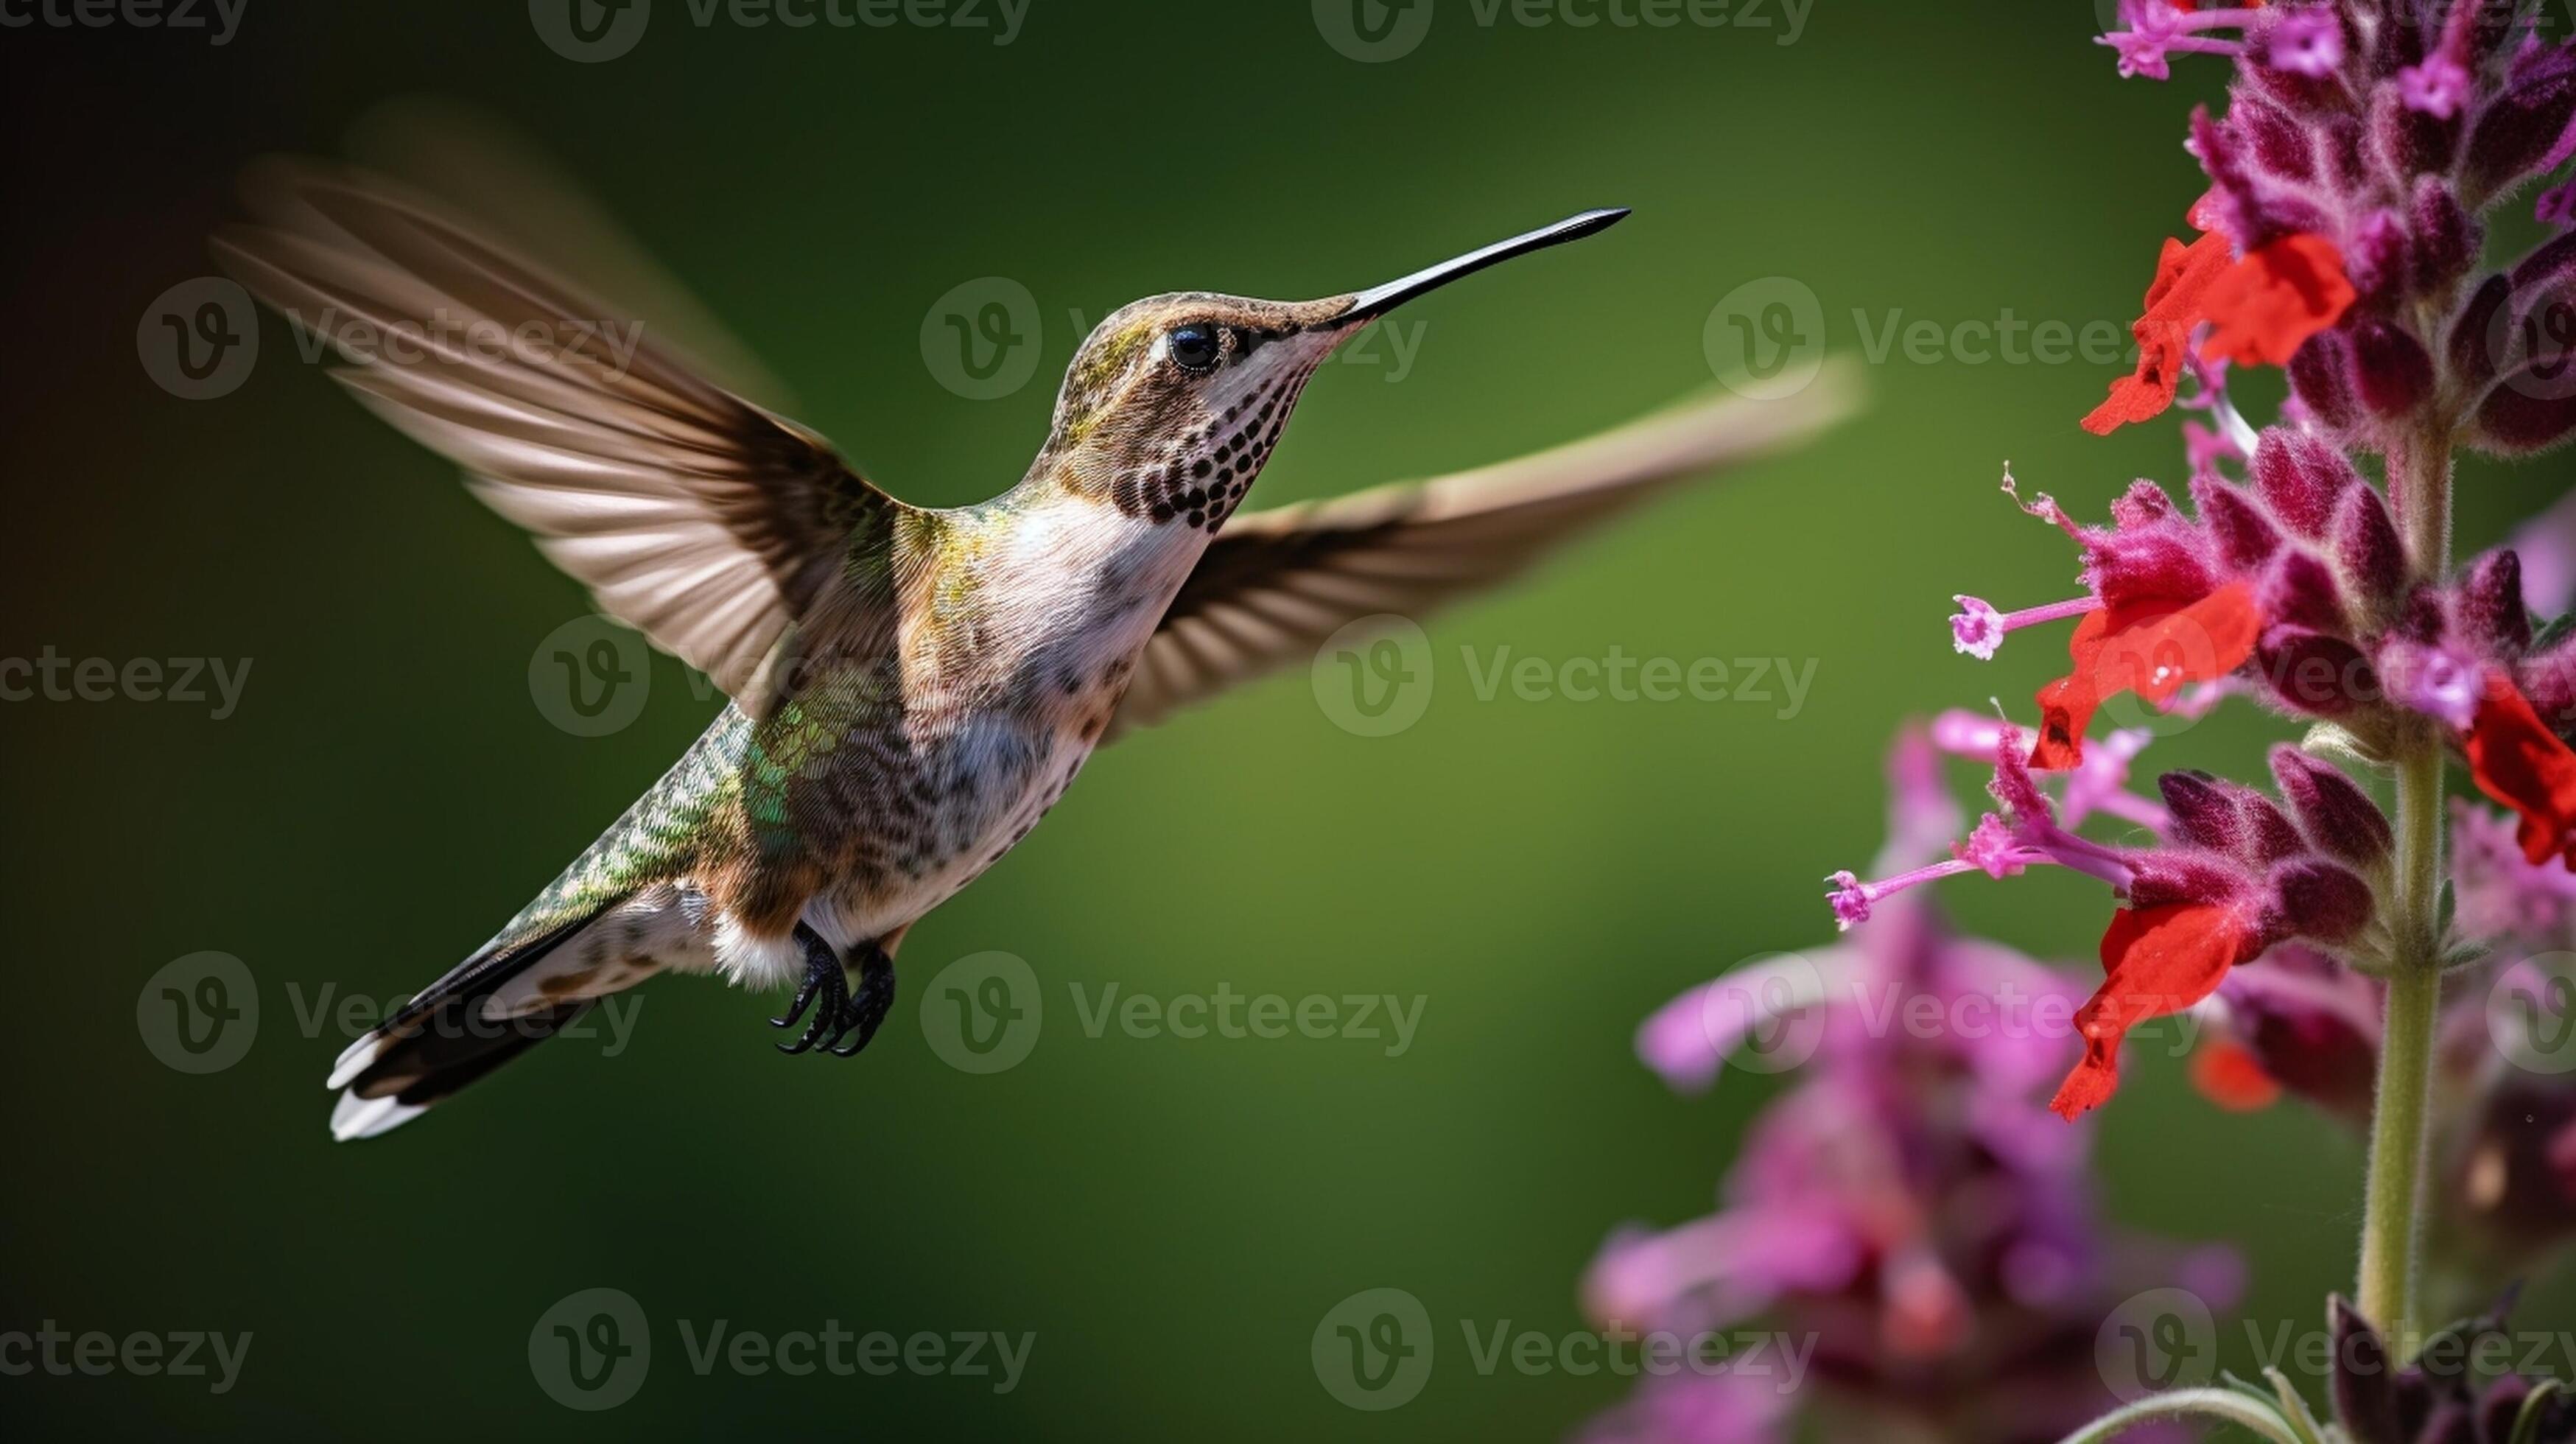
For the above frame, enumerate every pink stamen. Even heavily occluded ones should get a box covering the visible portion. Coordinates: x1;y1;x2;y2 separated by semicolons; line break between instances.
1827;860;1982;930
1949;594;2102;662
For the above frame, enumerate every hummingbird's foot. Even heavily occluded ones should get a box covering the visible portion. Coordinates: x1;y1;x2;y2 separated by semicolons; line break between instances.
771;925;849;1055
821;944;896;1058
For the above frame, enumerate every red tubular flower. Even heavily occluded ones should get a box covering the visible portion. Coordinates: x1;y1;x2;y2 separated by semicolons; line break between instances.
2465;671;2576;869
2031;581;2264;769
2189;1037;2284;1112
2052;901;2265;1119
2084;230;2236;435
2200;234;2358;367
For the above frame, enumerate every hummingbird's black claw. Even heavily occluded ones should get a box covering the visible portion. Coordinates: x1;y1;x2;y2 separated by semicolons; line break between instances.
770;972;822;1031
768;926;895;1057
775;925;848;1054
827;947;897;1058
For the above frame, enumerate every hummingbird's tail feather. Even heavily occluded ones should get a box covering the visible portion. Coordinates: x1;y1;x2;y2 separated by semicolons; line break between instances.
327;885;697;1140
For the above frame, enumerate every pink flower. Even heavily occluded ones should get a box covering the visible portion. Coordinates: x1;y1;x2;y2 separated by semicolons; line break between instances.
2265;8;2343;80
2094;1;2256;83
2397;55;2473;119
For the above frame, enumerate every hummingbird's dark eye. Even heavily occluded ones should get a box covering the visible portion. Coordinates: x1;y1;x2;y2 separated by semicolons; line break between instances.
1168;323;1221;374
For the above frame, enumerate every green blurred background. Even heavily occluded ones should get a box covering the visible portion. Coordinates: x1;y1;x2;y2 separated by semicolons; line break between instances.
4;1;2570;1437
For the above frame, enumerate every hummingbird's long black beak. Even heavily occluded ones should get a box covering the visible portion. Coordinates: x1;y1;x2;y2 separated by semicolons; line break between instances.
1338;208;1629;323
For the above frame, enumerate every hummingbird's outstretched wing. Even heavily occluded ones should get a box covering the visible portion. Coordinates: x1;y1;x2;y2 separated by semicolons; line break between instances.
212;159;909;708
337;97;802;416
1103;371;1859;740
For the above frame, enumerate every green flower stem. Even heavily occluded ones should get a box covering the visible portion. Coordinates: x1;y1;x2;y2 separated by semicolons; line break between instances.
2355;877;2439;1353
2354;426;2456;1356
2051;1389;2304;1444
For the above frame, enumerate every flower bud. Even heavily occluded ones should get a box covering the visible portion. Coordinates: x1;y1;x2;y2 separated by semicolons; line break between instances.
2353;318;2437;418
2463;56;2576;205
2447;273;2511;388
2370;80;2460;185
2161;770;2306;865
2329;1297;2400;1444
2268;745;2392;868
2513;231;2576;292
2236;97;2316;182
2263;548;2350;632
2253;427;2359;536
2291;329;2363;431
2265;858;2376;943
2471;380;2576;457
2347;208;2412;305
2459;549;2532;657
2259;627;2380;717
2192;476;2284;570
2331;483;2408;612
2409;179;2480;295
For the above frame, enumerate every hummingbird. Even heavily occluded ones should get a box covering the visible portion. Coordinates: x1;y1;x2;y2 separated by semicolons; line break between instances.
213;148;1849;1140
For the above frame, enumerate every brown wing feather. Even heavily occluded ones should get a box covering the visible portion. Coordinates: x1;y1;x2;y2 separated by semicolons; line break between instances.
211;158;906;704
1106;370;1860;740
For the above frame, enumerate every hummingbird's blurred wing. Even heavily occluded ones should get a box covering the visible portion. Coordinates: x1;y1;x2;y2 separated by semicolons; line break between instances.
337;97;801;416
1103;371;1859;741
213;159;909;709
